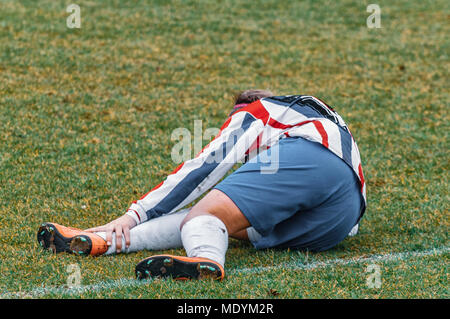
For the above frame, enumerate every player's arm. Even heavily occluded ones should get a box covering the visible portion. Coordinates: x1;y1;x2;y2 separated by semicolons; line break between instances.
125;110;265;225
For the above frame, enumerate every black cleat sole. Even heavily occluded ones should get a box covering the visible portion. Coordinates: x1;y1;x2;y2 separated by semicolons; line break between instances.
37;222;92;255
135;255;223;281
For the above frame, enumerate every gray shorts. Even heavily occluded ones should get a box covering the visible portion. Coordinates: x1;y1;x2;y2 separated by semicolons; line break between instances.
214;137;364;252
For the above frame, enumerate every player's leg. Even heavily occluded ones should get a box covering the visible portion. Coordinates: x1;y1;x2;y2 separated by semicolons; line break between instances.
95;208;189;254
37;206;255;256
37;208;190;256
135;189;249;281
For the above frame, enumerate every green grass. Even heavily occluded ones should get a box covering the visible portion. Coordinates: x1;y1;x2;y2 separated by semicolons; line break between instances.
0;0;448;298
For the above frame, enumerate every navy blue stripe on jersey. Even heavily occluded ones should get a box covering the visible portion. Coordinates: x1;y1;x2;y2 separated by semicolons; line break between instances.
267;96;342;128
289;101;324;119
339;126;353;166
144;112;256;219
265;96;303;107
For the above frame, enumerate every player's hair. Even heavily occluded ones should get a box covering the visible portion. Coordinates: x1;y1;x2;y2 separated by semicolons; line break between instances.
229;89;273;116
234;89;274;105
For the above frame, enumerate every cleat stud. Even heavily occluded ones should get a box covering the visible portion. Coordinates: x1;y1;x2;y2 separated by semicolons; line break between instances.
207;266;216;272
40;231;46;236
79;237;87;242
163;258;173;267
147;259;153;265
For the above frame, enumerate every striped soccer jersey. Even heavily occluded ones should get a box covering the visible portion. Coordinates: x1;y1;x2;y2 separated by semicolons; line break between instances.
126;95;366;225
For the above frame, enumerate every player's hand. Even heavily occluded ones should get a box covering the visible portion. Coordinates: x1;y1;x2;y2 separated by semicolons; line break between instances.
85;214;137;253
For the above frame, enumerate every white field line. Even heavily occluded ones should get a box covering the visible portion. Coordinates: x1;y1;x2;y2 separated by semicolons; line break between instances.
1;246;448;298
231;246;450;275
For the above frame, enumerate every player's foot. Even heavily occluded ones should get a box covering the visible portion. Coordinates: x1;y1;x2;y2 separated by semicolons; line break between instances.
37;222;108;256
135;255;225;281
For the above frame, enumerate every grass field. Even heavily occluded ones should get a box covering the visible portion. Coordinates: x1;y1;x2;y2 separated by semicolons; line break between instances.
0;0;448;299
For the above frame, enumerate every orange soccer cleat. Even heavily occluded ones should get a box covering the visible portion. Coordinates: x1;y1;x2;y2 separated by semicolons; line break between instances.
135;255;225;281
37;222;108;256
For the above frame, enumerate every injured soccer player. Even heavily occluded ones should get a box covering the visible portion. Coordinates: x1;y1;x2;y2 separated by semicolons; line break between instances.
37;90;366;281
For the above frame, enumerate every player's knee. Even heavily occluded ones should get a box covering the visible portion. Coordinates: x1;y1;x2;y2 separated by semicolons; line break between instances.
180;210;211;230
180;208;225;232
180;190;249;234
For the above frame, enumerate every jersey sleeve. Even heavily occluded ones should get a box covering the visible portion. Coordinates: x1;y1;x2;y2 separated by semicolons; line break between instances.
125;109;266;225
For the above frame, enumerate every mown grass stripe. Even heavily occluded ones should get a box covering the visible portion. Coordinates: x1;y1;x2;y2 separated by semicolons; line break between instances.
1;246;448;299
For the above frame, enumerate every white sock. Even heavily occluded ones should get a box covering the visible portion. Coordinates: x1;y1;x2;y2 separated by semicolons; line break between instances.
246;226;262;243
348;223;359;237
181;214;228;267
96;208;189;255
